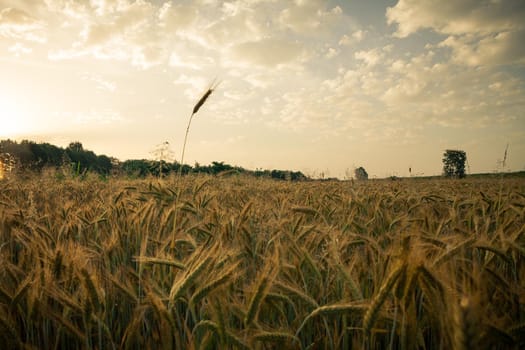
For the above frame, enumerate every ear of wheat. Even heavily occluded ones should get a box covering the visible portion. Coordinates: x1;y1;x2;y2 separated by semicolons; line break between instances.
192;81;219;115
180;80;220;174
171;79;219;250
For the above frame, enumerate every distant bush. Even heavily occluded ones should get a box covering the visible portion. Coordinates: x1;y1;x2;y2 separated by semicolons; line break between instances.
354;166;368;180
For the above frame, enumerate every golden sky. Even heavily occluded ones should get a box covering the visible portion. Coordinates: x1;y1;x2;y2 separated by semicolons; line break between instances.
1;0;524;178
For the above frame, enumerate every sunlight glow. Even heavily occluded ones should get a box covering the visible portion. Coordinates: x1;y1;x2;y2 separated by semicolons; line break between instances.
0;93;31;137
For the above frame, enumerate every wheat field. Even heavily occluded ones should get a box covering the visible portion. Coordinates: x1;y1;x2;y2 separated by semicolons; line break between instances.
0;174;523;349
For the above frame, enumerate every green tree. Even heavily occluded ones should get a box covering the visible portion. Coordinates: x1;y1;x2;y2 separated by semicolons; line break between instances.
95;154;112;175
354;166;368;180
67;142;83;152
442;149;467;178
210;161;233;174
122;159;152;177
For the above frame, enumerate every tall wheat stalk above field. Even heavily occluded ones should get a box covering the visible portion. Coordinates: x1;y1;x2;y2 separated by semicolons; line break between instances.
171;80;219;250
178;80;219;179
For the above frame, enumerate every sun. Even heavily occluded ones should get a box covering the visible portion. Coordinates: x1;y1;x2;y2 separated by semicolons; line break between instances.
0;93;31;137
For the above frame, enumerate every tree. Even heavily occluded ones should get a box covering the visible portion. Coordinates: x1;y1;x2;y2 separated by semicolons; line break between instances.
67;142;83;152
354;167;368;180
122;159;152;177
95;154;112;175
211;161;233;174
443;150;467;178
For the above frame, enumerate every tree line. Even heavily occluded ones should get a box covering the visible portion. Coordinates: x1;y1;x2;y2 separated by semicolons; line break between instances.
0;140;474;180
0;139;307;180
0;140;113;174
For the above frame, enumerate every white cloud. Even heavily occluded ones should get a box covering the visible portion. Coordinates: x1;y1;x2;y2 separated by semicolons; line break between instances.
38;0;348;72
339;30;366;46
439;30;525;66
157;2;197;32
354;48;383;67
386;0;525;67
8;42;32;56
225;135;246;144
325;47;338;59
131;45;164;69
279;0;343;34
386;0;525;37
338;34;351;46
169;52;203;70
81;1;154;46
173;74;208;99
230;38;304;67
81;73;116;92
48;48;85;60
46;0;169;68
352;29;366;42
190;0;280;50
0;7;46;42
243;72;271;89
90;0;122;16
45;0;97;19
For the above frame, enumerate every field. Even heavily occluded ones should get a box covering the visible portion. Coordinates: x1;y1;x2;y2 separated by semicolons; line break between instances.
0;174;524;349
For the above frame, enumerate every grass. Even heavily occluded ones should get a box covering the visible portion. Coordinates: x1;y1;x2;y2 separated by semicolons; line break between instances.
0;174;524;349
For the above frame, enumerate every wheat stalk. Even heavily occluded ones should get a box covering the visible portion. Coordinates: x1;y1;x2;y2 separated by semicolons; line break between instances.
363;262;407;334
169;255;213;306
190;263;239;307
454;296;481;350
132;256;186;270
253;330;300;346
245;275;270;327
81;268;102;313
179;80;219;178
296;302;368;336
170;80;219;250
274;281;319;310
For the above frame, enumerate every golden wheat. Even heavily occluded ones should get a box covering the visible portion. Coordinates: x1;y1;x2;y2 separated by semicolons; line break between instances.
0;175;523;348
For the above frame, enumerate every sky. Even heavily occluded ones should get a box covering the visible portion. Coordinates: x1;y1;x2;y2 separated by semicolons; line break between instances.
0;0;524;178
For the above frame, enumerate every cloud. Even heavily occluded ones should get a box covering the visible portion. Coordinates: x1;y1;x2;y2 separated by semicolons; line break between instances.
225;135;246;144
352;29;366;42
231;38;303;67
41;0;350;73
81;73;116;92
273;41;525;144
354;48;383;67
8;42;32;56
44;0;94;19
439;30;525;66
81;1;154;47
381;51;525;129
173;74;208;99
386;0;525;37
130;45;165;69
169;52;203;70
339;30;367;46
0;7;46;42
90;0;121;16
158;2;197;32
201;5;264;48
386;0;525;66
47;0;169;68
279;0;343;34
325;47;338;59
